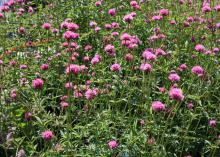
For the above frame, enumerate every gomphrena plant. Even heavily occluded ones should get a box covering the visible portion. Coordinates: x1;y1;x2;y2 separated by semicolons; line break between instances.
0;0;220;156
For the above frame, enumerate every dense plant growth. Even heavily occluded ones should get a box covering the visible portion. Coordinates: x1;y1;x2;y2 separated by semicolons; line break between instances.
0;0;220;156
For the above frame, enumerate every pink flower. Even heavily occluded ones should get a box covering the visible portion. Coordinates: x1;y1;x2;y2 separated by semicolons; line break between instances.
67;22;79;31
179;64;187;71
91;54;102;65
202;5;211;13
140;63;152;72
142;50;156;61
123;14;134;23
130;1;138;6
187;102;193;109
195;44;205;52
85;89;97;100
159;9;169;16
65;64;80;74
24;112;32;121
104;44;116;57
209;120;216;127
169;87;184;101
168;73;180;82
0;13;4;19
60;101;69;109
18;27;25;34
108;8;116;16
152;15;163;21
10;89;17;99
108;140;118;149
151;101;165;111
42;130;54;140
95;1;102;7
214;5;220;11
110;63;121;72
124;53;134;61
32;78;44;89
63;31;79;40
42;23;51;30
40;64;49;70
191;66;204;76
65;82;73;90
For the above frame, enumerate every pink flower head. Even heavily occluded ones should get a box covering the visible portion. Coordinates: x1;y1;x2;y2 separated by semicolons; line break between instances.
195;44;205;52
159;9;169;16
110;63;121;72
104;44;116;57
60;101;69;109
18;27;25;34
179;64;187;71
65;82;73;90
42;130;54;140
152;15;163;21
85;89;97;100
28;6;33;13
123;14;134;23
95;1;102;7
130;1;138;7
24;112;32;121
42;23;51;30
32;78;44;89
169;87;184;101
142;50;156;61
63;31;79;40
0;13;4;19
168;73;180;82
67;22;79;31
209;120;216;127
20;64;28;69
151;101;165;111
90;21;97;28
191;66;204;76
216;23;220;29
124;53;134;61
10;89;17;99
202;5;211;13
140;63;152;72
91;54;102;65
108;140;118;149
40;64;49;70
214;5;220;11
65;64;80;74
187;102;193;109
108;8;116;16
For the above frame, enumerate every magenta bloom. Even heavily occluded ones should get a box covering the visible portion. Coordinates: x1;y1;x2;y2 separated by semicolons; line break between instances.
85;89;97;100
65;64;80;74
140;63;152;72
108;8;116;16
123;14;134;23
42;130;54;140
209;120;216;127
95;1;102;7
105;44;116;57
32;78;44;89
168;73;180;82
110;63;121;72
40;64;49;70
191;66;204;76
151;101;165;111
42;23;51;30
169;87;184;101
159;9;169;16
108;140;118;149
195;44;205;52
63;31;79;40
142;50;156;61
